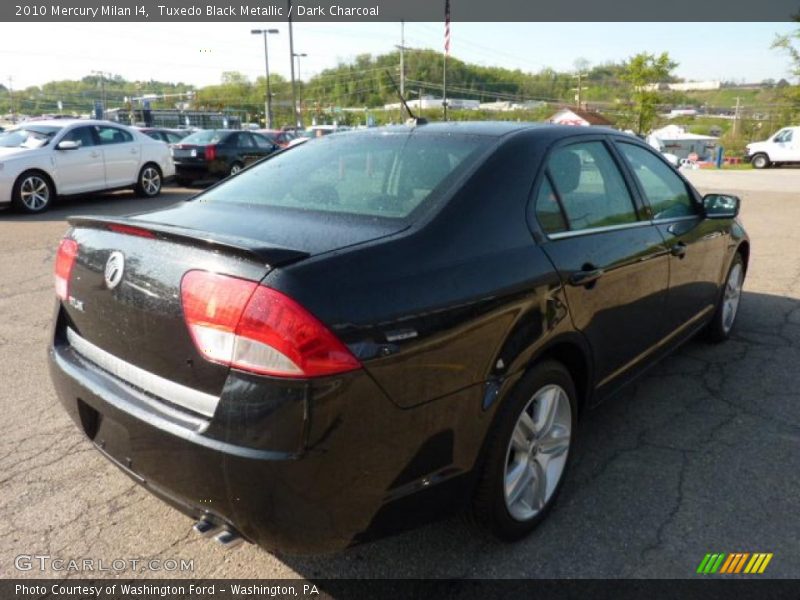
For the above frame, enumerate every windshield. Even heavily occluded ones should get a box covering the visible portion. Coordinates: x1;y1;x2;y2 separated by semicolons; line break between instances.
0;125;62;148
195;132;486;220
180;130;226;145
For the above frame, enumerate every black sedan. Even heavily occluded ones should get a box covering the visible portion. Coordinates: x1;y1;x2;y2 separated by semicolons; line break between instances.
49;122;748;554
171;129;280;185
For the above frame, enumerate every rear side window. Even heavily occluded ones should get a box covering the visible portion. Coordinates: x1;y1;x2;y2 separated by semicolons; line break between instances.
234;132;255;148
617;143;697;220
253;134;275;150
534;177;567;234
546;142;638;231
196;133;485;219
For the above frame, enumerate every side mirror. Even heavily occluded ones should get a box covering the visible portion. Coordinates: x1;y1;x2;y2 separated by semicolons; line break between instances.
703;193;740;219
56;140;80;151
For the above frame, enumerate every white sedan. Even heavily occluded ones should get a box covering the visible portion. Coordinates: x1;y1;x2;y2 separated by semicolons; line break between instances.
0;119;175;213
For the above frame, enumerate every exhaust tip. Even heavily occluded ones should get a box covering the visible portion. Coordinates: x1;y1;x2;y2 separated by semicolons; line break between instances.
193;518;222;538
213;529;244;549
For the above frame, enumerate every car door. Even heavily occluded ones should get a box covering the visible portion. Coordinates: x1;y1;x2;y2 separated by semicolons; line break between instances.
96;125;141;187
251;133;279;158
615;141;727;334
531;137;671;390
52;125;106;194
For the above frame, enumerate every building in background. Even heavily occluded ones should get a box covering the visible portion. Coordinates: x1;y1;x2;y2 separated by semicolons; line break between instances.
548;108;613;127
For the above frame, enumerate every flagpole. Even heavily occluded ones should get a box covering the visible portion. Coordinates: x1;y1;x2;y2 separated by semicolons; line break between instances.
443;53;448;121
443;0;450;121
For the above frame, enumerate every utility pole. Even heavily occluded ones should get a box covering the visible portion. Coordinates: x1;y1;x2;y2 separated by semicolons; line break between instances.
572;71;586;109
732;96;741;137
399;21;405;97
91;70;109;119
288;0;299;128
395;21;411;118
251;29;279;128
293;52;307;126
7;76;14;123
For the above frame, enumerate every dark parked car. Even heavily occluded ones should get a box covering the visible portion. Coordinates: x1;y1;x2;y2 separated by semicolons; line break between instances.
136;127;190;145
49;123;748;554
171;129;280;185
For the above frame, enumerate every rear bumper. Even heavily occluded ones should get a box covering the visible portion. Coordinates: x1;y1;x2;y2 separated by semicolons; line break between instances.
48;313;483;553
174;161;228;180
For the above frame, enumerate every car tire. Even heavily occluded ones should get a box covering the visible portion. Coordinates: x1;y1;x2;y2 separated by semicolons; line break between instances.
12;171;54;213
228;162;244;177
706;252;745;343
135;164;162;197
750;153;770;169
471;360;577;541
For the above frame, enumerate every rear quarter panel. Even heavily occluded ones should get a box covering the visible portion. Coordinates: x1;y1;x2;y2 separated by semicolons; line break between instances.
264;130;571;409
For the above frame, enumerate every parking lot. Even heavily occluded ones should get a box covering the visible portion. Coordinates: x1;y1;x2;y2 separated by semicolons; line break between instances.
1;169;799;579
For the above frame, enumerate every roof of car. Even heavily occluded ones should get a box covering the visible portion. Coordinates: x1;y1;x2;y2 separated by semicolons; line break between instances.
339;121;625;139
18;119;130;128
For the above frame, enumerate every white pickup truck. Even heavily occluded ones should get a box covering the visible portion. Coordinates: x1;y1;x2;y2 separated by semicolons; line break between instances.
746;126;800;169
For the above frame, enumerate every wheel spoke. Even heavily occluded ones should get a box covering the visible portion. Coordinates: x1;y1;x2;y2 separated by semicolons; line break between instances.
505;459;531;505
526;458;547;511
533;387;559;437
538;426;570;459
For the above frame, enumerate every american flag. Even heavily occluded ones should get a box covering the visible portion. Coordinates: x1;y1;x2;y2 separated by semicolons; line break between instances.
444;0;451;56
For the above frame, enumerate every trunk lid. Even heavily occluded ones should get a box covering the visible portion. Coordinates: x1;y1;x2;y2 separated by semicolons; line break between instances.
61;202;402;401
62;215;307;399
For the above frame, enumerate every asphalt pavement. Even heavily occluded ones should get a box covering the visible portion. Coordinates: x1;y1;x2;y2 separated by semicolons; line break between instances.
1;170;798;579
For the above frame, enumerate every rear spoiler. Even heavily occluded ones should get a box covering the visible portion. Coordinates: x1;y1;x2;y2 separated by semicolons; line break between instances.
67;215;310;267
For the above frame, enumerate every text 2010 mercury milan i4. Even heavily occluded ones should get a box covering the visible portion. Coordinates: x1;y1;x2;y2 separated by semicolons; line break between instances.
49;123;748;554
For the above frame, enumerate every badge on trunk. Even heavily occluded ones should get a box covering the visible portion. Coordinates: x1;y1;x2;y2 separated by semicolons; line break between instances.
104;251;125;290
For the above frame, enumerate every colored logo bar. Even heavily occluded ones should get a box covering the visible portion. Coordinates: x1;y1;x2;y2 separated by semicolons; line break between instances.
696;553;773;574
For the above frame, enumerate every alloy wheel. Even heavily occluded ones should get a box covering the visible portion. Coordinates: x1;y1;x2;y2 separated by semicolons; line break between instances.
230;164;243;176
503;383;572;522
20;175;50;211
141;167;161;196
722;262;744;333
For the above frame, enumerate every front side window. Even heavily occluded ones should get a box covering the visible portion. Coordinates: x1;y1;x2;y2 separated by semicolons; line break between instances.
774;129;793;143
96;126;133;145
618;142;697;220
61;126;96;148
196;133;485;219
546;141;638;231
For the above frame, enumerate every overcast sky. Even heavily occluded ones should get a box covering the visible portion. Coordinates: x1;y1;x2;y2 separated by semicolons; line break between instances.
1;22;797;90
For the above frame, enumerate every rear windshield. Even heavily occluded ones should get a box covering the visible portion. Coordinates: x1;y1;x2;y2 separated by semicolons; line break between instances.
195;132;485;219
181;130;226;145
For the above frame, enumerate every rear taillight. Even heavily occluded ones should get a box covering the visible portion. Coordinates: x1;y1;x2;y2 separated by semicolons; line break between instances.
180;270;360;378
205;144;217;161
54;238;78;300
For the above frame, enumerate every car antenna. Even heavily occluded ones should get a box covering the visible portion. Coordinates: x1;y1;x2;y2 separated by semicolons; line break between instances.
384;69;427;127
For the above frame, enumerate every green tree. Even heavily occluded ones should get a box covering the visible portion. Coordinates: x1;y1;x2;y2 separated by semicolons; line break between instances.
617;52;678;134
772;20;800;119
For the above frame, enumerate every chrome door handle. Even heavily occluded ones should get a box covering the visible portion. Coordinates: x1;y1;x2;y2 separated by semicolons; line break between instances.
569;267;604;287
130;148;138;154
670;242;687;258
90;151;100;158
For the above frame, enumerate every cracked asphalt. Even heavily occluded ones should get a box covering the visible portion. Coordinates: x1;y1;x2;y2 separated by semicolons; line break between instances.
1;170;798;579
